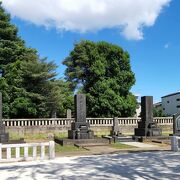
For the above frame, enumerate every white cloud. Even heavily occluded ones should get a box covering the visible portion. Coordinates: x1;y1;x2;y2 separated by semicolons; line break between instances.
1;0;171;40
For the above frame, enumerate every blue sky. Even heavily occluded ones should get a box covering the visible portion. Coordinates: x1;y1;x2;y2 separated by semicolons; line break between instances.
2;0;179;102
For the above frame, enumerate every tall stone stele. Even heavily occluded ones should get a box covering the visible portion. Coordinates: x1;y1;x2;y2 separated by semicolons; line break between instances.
173;113;180;136
0;92;9;143
68;94;94;139
134;96;162;137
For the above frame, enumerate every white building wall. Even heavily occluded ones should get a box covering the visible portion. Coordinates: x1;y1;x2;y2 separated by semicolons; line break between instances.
162;93;180;116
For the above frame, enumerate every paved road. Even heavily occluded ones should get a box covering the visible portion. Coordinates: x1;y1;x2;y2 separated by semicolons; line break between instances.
0;151;180;180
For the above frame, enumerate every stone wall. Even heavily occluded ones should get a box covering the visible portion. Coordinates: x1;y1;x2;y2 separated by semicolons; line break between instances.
6;124;173;136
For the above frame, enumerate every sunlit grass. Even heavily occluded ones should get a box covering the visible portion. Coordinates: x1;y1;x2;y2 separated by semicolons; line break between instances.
55;144;85;152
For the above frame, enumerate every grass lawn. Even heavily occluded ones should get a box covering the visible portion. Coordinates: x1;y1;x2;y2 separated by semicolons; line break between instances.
55;144;85;152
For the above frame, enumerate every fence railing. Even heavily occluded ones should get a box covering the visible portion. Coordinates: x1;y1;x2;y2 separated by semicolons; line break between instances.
3;118;74;127
0;141;55;162
153;117;173;124
87;118;141;126
2;117;173;127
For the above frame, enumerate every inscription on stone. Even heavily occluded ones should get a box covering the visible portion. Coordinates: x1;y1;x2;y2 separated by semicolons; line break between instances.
75;94;86;122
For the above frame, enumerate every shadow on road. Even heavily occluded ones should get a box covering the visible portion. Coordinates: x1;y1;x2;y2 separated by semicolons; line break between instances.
0;152;180;180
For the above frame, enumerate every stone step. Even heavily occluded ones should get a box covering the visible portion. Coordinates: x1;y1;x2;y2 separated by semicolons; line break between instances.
75;143;109;148
117;139;134;142
55;137;110;146
103;135;135;142
115;138;134;142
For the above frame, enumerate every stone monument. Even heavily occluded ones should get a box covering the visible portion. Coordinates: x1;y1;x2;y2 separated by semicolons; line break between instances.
111;117;122;136
66;109;72;119
134;96;162;137
68;94;94;139
173;113;180;136
0;92;9;143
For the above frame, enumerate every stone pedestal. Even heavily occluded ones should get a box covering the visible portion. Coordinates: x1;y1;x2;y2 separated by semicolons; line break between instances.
68;94;94;139
134;96;162;137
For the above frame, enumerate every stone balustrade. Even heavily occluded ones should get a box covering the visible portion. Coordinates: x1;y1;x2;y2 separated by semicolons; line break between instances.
153;117;173;124
2;117;173;127
87;118;141;126
0;141;55;162
3;118;74;127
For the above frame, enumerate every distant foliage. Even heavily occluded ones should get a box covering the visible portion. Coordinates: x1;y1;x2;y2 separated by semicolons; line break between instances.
63;40;137;117
153;108;166;117
0;4;73;118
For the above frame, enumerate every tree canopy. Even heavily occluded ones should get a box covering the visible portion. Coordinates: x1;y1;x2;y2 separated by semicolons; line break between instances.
0;3;73;118
63;40;137;117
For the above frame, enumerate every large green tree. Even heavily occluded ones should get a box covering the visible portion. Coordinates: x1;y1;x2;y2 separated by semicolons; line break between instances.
0;3;73;118
0;3;31;117
63;40;137;117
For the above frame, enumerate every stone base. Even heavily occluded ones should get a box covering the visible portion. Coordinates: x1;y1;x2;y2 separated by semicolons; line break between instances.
134;128;162;137
110;130;122;136
71;122;90;130
174;132;180;136
68;130;94;139
133;135;171;143
0;133;9;143
55;137;110;146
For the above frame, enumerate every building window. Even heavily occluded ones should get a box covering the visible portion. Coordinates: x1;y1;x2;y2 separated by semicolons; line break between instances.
167;101;169;103
177;99;180;101
177;106;180;108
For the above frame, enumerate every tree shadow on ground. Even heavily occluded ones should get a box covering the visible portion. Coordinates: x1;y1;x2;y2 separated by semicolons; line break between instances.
0;151;180;180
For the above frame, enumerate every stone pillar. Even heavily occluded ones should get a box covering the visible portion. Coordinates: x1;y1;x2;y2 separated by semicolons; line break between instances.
134;96;162;137
68;94;94;139
66;109;72;119
111;117;122;136
173;113;180;136
141;96;153;135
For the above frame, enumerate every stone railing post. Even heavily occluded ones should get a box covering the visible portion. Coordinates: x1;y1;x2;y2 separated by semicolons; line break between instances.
33;146;37;160
40;144;45;160
16;147;20;159
171;136;179;152
49;141;55;159
7;147;11;159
